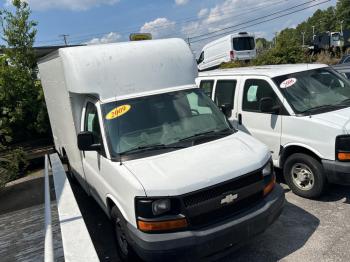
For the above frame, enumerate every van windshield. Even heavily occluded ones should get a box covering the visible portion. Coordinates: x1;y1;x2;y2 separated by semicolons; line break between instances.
232;37;255;51
102;88;232;158
273;68;350;114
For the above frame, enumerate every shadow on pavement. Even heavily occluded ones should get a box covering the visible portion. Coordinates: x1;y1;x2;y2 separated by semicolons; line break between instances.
0;175;55;215
219;200;320;262
68;175;120;262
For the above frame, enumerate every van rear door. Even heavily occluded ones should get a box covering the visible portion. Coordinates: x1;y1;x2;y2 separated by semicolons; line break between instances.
232;36;256;60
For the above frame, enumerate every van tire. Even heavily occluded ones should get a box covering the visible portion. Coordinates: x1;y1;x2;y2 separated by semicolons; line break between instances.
111;207;139;262
283;153;327;198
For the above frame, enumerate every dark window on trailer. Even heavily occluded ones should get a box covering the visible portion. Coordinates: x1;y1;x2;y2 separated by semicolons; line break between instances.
232;37;255;51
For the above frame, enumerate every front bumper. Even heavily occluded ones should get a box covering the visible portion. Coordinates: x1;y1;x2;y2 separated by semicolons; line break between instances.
126;185;285;262
322;159;350;185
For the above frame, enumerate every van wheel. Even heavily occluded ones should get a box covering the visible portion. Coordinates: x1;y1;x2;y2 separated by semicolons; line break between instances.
111;207;139;262
283;153;327;198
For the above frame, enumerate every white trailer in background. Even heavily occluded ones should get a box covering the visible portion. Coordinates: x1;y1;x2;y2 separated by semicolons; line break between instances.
38;38;284;261
197;32;256;71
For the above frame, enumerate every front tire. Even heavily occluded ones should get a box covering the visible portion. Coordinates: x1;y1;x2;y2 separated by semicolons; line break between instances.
111;207;139;262
283;153;327;198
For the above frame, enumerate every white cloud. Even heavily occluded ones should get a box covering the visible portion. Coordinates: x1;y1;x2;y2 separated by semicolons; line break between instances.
175;0;189;6
85;32;121;45
7;0;120;11
197;8;208;18
140;18;176;38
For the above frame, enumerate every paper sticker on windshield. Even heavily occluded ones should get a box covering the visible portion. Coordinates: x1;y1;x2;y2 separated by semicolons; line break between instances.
280;78;297;88
106;105;131;120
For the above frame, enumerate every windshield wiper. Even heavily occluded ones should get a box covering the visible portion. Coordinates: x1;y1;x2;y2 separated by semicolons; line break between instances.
179;128;233;142
299;104;346;115
119;143;186;156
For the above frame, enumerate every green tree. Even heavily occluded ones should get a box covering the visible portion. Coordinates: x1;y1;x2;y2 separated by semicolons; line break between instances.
0;0;49;143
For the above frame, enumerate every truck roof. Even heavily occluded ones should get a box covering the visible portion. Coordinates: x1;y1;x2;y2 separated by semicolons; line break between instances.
38;38;197;101
198;64;328;78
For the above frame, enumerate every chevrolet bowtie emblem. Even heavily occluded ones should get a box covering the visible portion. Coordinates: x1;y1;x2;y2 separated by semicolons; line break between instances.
221;193;238;205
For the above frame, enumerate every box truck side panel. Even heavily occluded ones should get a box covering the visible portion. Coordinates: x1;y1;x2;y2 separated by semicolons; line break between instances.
38;55;87;189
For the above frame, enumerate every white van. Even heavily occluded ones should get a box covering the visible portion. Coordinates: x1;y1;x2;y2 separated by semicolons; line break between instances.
197;64;350;198
38;39;284;261
197;32;256;71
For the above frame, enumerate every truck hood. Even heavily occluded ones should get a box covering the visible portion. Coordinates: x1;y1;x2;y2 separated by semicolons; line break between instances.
311;107;350;134
123;131;270;196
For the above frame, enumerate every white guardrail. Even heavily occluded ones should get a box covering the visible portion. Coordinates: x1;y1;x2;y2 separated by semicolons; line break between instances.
44;153;99;262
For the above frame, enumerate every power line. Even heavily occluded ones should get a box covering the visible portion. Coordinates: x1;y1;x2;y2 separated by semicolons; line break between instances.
35;0;291;46
189;0;319;41
189;0;330;44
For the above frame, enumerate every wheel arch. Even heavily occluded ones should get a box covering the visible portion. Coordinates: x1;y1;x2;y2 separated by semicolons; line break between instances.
280;144;323;167
105;194;129;222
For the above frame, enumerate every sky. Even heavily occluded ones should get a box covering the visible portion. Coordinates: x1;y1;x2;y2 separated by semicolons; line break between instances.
1;0;337;55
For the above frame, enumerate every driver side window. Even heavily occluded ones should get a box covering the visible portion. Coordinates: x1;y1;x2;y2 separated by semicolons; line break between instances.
84;102;102;144
242;79;279;113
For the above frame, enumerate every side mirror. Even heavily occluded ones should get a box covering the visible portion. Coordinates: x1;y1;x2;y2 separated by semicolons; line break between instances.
77;131;101;151
259;97;280;114
220;103;233;118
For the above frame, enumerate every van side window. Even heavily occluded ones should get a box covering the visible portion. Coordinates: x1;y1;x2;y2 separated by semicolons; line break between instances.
197;51;204;64
84;102;101;143
199;80;214;97
242;79;279;113
214;80;236;108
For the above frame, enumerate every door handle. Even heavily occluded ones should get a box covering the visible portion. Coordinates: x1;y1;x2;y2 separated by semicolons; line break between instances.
238;113;242;125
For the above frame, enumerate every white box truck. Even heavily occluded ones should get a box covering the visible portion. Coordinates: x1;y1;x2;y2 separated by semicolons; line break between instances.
38;38;284;261
197;32;256;71
197;64;350;198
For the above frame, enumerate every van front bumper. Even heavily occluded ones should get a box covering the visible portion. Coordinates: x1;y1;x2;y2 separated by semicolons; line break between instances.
323;160;350;185
126;185;285;262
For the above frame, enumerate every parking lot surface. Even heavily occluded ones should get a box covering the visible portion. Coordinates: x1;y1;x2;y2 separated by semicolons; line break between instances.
71;179;350;262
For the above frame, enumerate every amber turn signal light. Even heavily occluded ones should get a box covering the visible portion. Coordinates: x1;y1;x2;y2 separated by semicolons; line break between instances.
138;218;188;232
338;152;350;161
263;177;276;196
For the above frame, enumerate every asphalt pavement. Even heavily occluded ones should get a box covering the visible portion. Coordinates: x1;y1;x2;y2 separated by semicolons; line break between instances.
70;178;350;262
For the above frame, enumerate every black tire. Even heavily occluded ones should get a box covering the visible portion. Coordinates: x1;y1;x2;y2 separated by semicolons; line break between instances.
111;207;140;262
283;153;327;198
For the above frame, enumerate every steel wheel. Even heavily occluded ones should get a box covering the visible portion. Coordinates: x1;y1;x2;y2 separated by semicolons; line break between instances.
291;163;315;191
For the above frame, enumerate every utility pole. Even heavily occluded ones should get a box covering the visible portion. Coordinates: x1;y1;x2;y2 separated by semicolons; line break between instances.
59;34;69;46
340;20;344;35
312;26;315;40
274;32;278;47
301;32;305;47
187;37;191;46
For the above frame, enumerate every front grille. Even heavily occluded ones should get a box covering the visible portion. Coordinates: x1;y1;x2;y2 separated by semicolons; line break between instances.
188;191;263;228
183;170;262;208
181;170;264;228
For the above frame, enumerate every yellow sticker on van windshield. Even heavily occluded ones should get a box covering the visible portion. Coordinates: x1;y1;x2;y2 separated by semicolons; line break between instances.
106;105;131;120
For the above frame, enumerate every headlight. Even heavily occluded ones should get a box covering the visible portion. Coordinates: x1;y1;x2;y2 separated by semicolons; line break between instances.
135;197;187;232
336;135;350;161
262;160;273;176
152;199;171;216
262;159;275;196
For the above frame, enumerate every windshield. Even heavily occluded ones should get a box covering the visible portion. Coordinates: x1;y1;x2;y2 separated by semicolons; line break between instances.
232;37;255;51
102;88;232;157
273;68;350;114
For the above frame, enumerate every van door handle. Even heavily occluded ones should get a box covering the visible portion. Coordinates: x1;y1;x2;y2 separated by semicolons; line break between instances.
238;113;242;125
